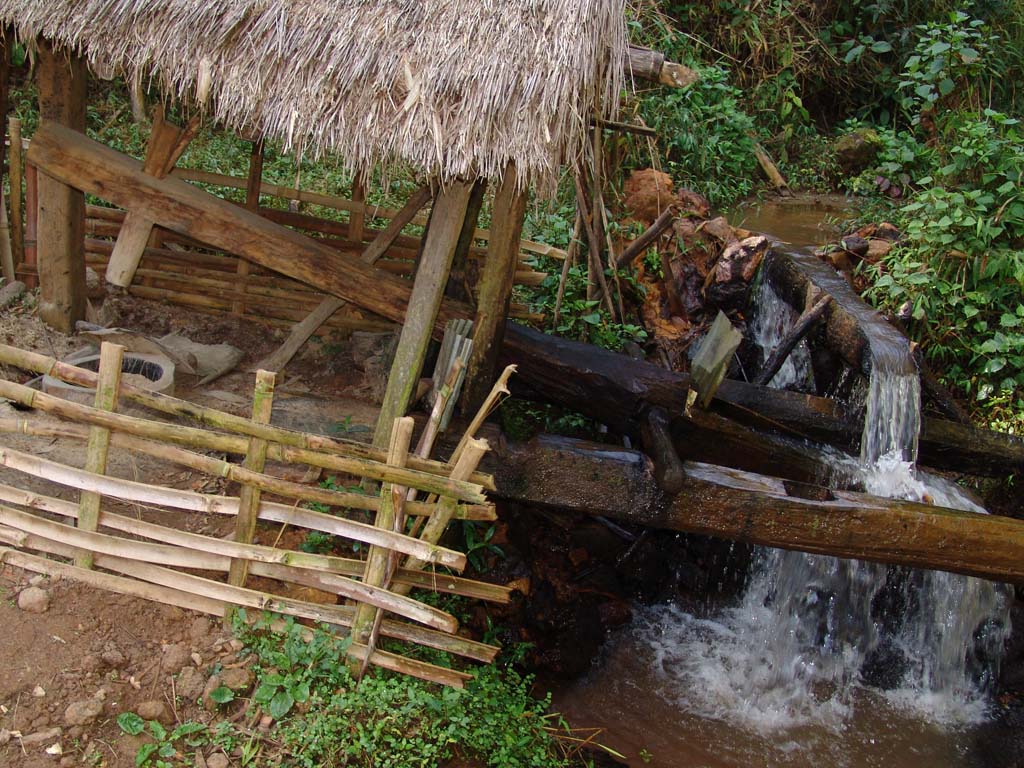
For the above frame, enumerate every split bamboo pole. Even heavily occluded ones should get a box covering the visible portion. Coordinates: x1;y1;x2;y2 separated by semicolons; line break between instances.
0;446;464;568
0;344;494;489
0;376;487;502
75;342;124;568
0;481;508;604
8;117;23;271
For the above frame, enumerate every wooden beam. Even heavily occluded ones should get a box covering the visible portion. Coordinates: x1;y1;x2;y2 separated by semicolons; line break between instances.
461;165;527;414
35;40;87;332
492;434;1024;583
105;107;199;287
27;122;473;334
372;181;474;449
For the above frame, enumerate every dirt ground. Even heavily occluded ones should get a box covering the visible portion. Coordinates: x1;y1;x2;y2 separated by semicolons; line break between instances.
0;291;396;767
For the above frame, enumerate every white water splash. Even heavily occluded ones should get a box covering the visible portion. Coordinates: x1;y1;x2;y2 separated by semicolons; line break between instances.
749;280;814;391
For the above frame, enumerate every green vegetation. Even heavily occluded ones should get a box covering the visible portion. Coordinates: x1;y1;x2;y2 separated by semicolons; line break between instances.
118;612;600;767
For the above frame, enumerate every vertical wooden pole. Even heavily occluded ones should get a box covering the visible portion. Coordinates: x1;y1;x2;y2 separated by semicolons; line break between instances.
371;181;474;450
349;172;367;243
76;342;125;569
0;190;13;283
22;162;36;288
36;39;87;332
227;369;276;590
446;179;487;303
233;139;264;315
351;416;414;652
9;117;23;273
461;165;527;414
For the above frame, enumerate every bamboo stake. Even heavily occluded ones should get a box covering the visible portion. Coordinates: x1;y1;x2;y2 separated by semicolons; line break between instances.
400;439;489;582
8;118;23;271
0;547;471;686
573;175;616;320
352;417;415;656
0;414;491;521
76;342;124;568
228;370;275;590
0;344;494;489
553;210;582;328
0;376;487;503
0;446;464;568
0;481;509;605
452;365;516;463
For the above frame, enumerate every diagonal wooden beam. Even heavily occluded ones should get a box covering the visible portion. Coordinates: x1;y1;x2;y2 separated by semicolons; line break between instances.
28;122;473;332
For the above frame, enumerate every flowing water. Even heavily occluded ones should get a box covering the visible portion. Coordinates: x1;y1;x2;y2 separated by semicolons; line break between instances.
554;202;1011;767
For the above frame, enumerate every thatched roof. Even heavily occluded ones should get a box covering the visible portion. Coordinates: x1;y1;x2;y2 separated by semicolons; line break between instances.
1;0;629;191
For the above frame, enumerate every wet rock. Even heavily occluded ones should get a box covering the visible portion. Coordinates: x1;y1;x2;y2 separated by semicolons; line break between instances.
702;216;738;245
0;728;11;745
861;639;907;690
833;127;881;173
136;700;172;725
840;235;870;259
160;643;192;674
175;667;206;702
705;236;770;312
64;699;103;727
18;586;51;613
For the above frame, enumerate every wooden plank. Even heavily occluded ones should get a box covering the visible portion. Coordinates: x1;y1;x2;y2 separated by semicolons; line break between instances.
462;165;527;413
372;181;474;449
35;43;87;332
29;122;472;335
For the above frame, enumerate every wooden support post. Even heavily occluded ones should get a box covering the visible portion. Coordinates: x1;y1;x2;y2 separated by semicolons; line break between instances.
372;181;474;450
36;39;87;332
351;417;414;660
447;179;487;303
9;117;23;275
105;106;198;288
233;139;265;315
227;369;276;590
461;167;527;414
76;342;124;568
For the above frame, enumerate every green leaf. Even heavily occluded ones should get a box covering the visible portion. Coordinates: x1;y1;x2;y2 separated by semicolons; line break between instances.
253;683;279;704
870;40;893;53
135;743;158;767
209;686;235;705
148;721;167;742
938;78;955;97
984;357;1007;373
118;712;145;736
1001;313;1020;328
268;689;295;720
915;84;934;99
158;743;176;759
844;44;866;63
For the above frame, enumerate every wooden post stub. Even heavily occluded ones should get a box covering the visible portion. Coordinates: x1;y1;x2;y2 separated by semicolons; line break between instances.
76;341;125;568
461;166;527;414
226;369;276;591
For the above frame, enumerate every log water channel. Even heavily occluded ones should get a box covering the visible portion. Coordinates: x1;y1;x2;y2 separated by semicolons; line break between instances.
553;199;1013;766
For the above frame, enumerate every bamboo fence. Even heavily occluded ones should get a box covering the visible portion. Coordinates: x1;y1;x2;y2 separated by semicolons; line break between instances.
0;342;510;687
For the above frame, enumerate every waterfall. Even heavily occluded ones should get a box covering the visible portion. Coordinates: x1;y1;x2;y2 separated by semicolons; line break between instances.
630;280;1011;733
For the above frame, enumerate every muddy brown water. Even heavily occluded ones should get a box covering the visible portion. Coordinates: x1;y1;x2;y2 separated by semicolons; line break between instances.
547;195;985;768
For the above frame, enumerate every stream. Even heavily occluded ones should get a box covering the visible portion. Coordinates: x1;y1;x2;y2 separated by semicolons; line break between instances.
551;196;1012;767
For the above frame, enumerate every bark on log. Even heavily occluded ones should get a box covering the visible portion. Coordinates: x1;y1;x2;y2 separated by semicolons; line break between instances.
492;435;1024;583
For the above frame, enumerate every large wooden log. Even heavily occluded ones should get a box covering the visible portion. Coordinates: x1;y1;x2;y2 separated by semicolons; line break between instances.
492;435;1024;583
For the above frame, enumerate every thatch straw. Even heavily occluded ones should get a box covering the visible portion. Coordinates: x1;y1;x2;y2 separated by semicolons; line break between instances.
1;0;628;193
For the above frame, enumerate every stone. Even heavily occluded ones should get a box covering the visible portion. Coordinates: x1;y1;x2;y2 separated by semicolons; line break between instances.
219;667;254;693
84;268;105;300
160;643;192;674
833;127;881;173
0;728;11;745
136;700;172;725
101;648;127;669
188;617;212;642
21;727;62;746
0;280;26;309
81;654;103;674
64;700;103;727
207;753;230;768
175;667;206;702
18;586;51;613
29;575;46;587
